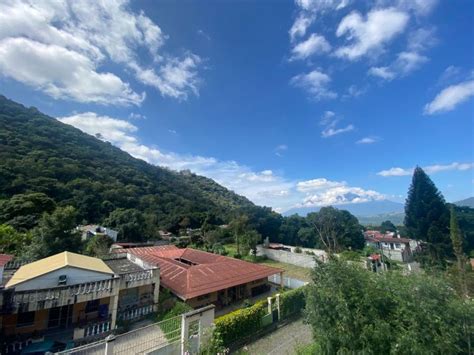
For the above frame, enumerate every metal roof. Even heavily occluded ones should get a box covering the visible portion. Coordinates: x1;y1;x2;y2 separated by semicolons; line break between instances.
127;246;282;300
6;251;114;288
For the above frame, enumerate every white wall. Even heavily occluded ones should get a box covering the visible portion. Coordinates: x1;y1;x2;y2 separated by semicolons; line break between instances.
13;266;113;291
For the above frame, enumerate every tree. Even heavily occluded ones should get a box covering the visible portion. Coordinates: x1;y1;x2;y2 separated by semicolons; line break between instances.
0;193;56;231
105;208;146;242
450;206;468;295
404;167;450;266
0;224;32;255
85;234;114;257
380;220;397;234
30;206;82;258
230;214;249;256
305;257;473;354
241;230;262;257
307;207;364;253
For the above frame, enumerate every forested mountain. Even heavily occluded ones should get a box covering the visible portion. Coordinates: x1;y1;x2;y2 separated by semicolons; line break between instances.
0;95;273;237
455;197;474;208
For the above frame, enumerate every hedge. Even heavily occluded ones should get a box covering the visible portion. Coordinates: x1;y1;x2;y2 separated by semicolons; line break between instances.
214;299;267;345
213;286;308;347
280;286;307;318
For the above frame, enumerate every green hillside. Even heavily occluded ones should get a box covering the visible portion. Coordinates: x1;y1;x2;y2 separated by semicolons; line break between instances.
0;95;272;237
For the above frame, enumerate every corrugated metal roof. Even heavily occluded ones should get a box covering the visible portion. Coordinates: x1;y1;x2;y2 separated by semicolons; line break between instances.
127;246;282;300
6;251;114;288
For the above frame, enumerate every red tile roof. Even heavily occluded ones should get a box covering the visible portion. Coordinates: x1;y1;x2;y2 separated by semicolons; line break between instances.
0;254;13;267
126;246;282;300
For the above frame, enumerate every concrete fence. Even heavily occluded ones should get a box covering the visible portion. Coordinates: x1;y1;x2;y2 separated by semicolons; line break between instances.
257;245;325;269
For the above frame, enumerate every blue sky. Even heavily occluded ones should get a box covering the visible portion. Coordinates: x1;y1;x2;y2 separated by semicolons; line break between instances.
0;0;473;212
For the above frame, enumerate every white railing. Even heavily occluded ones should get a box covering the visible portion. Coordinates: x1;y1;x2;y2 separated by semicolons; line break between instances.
118;304;153;321
11;279;117;312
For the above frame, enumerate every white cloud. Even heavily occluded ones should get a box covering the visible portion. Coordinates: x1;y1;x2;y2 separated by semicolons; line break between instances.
274;144;288;157
377;167;411;177
322;124;354;138
377;162;474;177
296;0;350;12
319;110;354;138
290;33;331;60
368;66;396;81
335;8;409;60
424;80;474;115
0;0;201;103
297;183;385;207
407;27;437;52
368;51;428;81
297;178;345;192
289;0;349;41
0;37;144;105
290;70;337;100
289;14;314;42
356;136;380;144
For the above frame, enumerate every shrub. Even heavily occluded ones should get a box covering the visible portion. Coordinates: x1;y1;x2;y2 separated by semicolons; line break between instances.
280;286;306;318
214;299;267;346
294;246;302;253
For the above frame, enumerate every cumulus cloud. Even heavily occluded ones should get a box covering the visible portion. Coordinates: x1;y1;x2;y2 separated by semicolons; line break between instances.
296;179;385;207
289;0;349;41
0;0;201;104
290;33;331;60
335;8;409;60
424;80;474;115
377;162;474;177
368;66;396;81
290;70;337;100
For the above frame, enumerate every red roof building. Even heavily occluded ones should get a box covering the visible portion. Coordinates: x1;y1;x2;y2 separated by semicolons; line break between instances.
121;246;283;308
0;254;13;267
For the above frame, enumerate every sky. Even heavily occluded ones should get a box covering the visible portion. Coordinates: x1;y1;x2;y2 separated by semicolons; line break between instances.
0;0;473;213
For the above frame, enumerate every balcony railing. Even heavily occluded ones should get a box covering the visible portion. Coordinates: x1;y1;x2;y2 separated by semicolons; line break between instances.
10;278;118;312
118;304;154;321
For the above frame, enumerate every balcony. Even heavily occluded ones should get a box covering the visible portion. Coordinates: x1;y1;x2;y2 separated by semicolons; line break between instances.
8;278;119;313
120;269;156;289
118;304;154;321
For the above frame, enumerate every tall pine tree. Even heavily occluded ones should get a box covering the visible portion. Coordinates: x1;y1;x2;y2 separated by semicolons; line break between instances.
404;167;451;265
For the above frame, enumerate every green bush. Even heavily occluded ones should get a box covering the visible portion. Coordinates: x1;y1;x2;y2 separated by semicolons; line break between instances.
214;299;267;346
294;246;302;253
280;286;306;318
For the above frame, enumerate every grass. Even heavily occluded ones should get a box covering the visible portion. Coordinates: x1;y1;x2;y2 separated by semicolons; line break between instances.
223;243;312;282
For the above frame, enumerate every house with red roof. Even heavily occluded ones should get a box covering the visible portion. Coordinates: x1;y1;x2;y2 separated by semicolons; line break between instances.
364;231;413;262
117;246;284;309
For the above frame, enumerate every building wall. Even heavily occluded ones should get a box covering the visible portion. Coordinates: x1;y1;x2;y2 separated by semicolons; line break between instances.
186;291;218;309
12;267;113;291
257;246;318;269
2;309;49;336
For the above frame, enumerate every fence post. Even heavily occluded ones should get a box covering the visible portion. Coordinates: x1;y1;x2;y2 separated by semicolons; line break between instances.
276;293;280;321
181;313;187;355
104;334;116;355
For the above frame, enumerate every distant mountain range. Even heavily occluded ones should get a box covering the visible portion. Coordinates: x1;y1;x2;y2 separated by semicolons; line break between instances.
285;197;474;226
454;197;474;208
284;200;404;218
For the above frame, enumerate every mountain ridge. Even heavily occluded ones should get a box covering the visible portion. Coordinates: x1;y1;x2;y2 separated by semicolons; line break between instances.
0;95;273;236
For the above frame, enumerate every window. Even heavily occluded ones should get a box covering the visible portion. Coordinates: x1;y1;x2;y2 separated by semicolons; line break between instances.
17;311;35;327
395;243;401;249
85;299;100;313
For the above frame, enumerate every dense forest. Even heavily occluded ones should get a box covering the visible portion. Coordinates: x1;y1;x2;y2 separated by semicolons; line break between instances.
0;95;276;235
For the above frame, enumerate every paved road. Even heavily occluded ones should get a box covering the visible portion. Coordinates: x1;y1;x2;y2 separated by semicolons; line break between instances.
234;319;312;355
